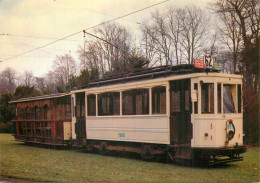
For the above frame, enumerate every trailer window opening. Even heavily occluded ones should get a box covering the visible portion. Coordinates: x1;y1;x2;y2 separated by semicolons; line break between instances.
17;108;22;120
152;86;166;114
238;84;242;113
217;83;222;113
87;95;96;116
223;84;236;113
98;92;120;116
201;83;214;114
35;106;40;120
26;107;30;120
44;105;50;120
122;89;149;115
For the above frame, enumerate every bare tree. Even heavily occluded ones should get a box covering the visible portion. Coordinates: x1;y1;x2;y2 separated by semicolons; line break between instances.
34;77;46;93
167;8;184;64
141;22;160;66
179;6;209;64
141;11;173;66
212;0;260;87
78;23;141;78
20;70;34;87
217;11;242;73
52;54;76;91
141;6;209;65
0;67;17;94
45;71;58;94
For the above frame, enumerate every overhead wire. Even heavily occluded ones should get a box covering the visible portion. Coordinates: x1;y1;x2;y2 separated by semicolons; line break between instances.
2;0;170;62
0;33;81;42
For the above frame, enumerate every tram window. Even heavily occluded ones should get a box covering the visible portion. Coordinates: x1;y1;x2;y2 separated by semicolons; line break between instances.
44;105;50;120
39;108;44;120
87;95;96;116
98;92;120;116
76;93;85;117
218;83;222;113
152;86;166;114
55;103;62;121
26;107;30;120
65;96;72;120
238;84;242;113
17;108;23;120
123;89;149;115
223;84;236;113
201;83;214;114
35;106;40;120
194;83;198;114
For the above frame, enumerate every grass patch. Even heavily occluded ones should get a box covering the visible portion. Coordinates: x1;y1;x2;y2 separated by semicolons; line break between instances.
0;133;259;182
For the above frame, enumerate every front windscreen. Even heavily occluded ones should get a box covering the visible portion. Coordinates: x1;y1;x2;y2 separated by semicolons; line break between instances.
223;85;236;113
201;83;214;114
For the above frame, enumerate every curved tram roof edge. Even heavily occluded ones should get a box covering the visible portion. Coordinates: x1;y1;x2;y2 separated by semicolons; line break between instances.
9;64;242;103
9;92;71;104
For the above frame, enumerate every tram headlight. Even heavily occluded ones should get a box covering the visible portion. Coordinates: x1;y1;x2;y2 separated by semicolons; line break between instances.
226;119;235;141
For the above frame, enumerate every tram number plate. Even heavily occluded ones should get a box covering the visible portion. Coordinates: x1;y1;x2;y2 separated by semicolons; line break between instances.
118;133;125;138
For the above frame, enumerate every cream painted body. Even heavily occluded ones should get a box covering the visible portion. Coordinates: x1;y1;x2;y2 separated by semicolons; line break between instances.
191;76;243;148
192;116;243;147
86;116;169;144
69;72;244;148
71;94;77;139
63;122;72;140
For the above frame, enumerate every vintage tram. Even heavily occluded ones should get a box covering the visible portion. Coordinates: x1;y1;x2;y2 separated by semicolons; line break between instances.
10;64;246;164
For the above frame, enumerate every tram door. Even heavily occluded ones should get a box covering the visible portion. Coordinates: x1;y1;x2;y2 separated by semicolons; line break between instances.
75;92;86;140
71;93;86;140
170;79;192;145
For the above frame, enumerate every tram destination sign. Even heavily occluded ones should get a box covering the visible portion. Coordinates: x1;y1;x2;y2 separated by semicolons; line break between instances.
194;57;222;71
194;59;205;69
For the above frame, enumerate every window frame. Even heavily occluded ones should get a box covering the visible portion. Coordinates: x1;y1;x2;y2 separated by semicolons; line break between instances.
152;86;167;115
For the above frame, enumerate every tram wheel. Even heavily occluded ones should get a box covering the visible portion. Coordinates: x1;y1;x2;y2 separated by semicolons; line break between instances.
99;142;108;155
141;146;154;160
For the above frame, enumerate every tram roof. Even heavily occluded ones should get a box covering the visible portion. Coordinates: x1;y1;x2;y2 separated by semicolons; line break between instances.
9;64;232;103
9;92;70;103
87;64;219;87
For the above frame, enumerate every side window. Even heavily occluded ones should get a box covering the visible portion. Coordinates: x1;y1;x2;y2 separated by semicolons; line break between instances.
35;106;40;120
201;83;214;114
122;89;149;115
44;105;50;120
194;83;198;114
26;107;30;120
87;95;96;116
217;83;222;113
17;108;23;120
223;84;236;113
98;92;120;116
238;84;242;113
152;86;166;114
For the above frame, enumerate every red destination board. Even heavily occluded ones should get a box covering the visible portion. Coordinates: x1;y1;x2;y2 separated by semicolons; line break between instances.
194;59;205;69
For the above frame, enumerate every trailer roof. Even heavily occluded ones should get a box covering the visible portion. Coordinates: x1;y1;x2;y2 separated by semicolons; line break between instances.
9;92;70;103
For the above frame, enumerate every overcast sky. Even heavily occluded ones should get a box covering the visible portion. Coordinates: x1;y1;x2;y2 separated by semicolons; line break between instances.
0;0;211;77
